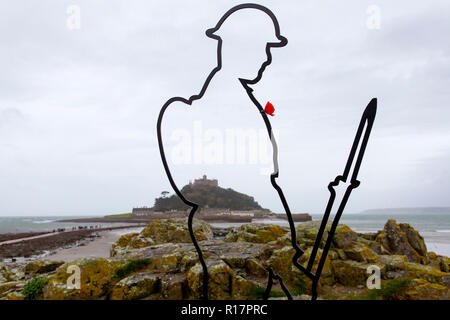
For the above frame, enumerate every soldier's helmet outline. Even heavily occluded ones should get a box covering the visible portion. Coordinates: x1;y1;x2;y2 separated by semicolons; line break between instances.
205;4;287;85
205;4;287;46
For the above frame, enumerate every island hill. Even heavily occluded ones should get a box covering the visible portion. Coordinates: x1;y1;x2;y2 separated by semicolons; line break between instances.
133;175;312;223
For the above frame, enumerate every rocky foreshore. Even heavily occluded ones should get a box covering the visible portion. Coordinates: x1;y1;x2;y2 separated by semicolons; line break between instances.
0;226;146;260
0;218;449;300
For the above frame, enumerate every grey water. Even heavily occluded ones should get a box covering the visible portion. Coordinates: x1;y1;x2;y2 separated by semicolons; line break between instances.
0;216;131;234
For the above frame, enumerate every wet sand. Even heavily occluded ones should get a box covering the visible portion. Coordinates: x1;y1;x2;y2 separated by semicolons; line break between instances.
43;227;144;262
0;231;50;243
0;232;64;246
0;225;145;260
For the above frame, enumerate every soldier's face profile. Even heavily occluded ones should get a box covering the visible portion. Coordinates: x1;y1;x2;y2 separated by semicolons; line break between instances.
211;9;283;82
221;36;274;81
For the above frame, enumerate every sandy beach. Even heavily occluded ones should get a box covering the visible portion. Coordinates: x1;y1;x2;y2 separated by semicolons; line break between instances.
0;225;146;261
43;227;144;262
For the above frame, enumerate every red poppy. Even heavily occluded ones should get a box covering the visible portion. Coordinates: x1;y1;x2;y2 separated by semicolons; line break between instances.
265;101;275;116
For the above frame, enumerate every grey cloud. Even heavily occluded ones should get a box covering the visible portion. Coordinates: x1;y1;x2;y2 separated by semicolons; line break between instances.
0;0;449;215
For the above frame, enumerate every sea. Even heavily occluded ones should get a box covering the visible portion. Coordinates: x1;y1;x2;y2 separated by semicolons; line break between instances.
0;213;449;256
0;216;133;234
215;213;450;257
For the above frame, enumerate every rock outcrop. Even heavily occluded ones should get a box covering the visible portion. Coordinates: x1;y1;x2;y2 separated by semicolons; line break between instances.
111;218;213;257
1;218;449;300
376;219;428;263
224;224;288;243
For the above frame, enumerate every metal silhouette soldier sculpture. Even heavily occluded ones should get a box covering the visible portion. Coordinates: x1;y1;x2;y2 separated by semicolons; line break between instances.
157;3;377;300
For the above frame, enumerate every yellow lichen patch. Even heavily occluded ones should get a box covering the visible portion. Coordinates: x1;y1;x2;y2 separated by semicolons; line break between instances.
428;252;437;260
115;233;139;248
267;246;295;280
405;278;450;300
233;275;258;299
404;262;450;285
208;261;236;299
110;272;160;300
111;233;140;257
379;255;407;271
44;258;123;300
25;261;64;275
376;220;426;263
343;244;381;264
331;260;385;287
298;247;332;277
0;283;18;297
245;259;267;277
128;235;154;249
154;252;183;273
265;246;317;292
332;225;359;249
6;292;24;300
225;224;289;243
180;251;198;272
187;261;236;300
141;219;213;244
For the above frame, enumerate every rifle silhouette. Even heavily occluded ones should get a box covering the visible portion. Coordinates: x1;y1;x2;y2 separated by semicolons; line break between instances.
264;98;377;300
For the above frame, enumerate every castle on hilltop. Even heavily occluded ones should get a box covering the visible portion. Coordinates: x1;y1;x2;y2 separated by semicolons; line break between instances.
132;173;311;222
190;175;218;187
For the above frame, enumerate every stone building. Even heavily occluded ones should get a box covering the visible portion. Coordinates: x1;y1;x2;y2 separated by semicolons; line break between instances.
191;175;218;187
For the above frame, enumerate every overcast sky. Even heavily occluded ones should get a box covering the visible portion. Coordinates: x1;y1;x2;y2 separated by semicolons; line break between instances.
0;0;449;216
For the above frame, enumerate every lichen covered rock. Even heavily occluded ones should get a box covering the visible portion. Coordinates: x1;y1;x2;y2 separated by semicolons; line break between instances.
295;221;358;249
187;260;237;300
266;246;296;282
0;281;24;299
1;264;25;282
153;252;183;273
404;278;450;300
128;235;155;250
399;223;427;257
43;258;123;300
25;260;64;275
376;220;427;263
234;275;258;297
331;260;385;286
1;217;448;301
404;262;450;286
111;219;213;257
142;218;213;244
224;224;288;243
343;244;381;264
110;233;139;257
159;274;187;299
111;272;159;300
332;225;359;249
245;259;267;277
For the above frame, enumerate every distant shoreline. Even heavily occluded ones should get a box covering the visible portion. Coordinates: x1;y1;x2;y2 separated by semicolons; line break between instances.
360;207;450;215
0;225;145;261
